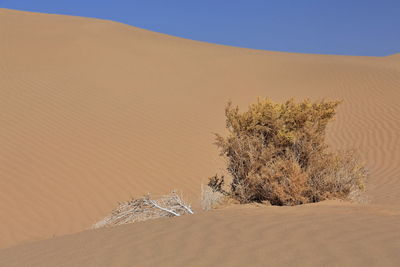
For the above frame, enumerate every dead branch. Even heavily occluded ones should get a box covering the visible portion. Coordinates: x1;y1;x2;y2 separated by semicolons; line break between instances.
92;191;193;229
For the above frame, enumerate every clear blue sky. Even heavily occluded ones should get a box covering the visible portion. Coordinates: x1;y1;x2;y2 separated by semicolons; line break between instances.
1;0;399;56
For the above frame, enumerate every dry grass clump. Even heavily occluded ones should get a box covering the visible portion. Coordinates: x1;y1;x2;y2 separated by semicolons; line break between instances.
200;183;226;211
208;98;367;206
92;191;193;229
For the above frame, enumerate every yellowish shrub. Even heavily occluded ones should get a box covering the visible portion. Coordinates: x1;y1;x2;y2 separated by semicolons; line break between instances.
209;98;367;206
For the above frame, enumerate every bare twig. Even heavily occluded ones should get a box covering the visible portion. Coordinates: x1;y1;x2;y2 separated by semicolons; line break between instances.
92;191;193;229
146;199;181;217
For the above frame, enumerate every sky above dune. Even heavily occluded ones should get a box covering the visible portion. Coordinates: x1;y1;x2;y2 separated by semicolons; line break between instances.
1;0;399;56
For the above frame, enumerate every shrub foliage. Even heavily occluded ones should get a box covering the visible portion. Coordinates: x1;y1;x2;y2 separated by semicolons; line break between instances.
209;98;367;206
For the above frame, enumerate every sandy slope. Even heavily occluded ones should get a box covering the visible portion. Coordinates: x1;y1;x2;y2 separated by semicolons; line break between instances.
0;8;399;266
1;202;400;267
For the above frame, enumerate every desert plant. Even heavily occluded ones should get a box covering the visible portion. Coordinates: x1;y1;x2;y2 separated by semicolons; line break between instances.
92;191;193;229
200;183;225;211
208;98;367;205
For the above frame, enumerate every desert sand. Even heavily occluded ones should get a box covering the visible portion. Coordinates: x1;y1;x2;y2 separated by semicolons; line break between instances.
0;8;399;266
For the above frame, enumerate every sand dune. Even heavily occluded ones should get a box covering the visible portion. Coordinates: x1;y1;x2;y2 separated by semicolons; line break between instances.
0;8;400;266
1;202;400;267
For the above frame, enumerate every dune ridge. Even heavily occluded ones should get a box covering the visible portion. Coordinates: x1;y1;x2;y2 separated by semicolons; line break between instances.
1;203;400;267
0;8;400;266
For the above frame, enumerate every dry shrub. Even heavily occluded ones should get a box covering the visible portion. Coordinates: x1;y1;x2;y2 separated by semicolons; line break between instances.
92;191;193;229
200;183;225;211
208;98;367;206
